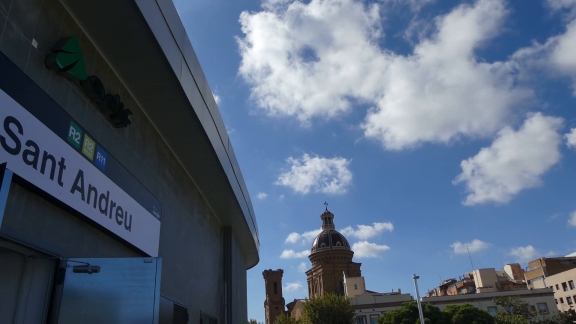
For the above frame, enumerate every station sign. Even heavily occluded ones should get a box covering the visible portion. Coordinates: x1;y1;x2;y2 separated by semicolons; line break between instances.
0;89;160;256
0;50;162;256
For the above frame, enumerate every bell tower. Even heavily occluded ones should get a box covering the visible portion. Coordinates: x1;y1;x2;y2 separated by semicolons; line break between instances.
263;269;285;324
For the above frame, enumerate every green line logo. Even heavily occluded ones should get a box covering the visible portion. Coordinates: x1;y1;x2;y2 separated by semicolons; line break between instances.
45;35;132;128
45;36;87;81
67;121;83;149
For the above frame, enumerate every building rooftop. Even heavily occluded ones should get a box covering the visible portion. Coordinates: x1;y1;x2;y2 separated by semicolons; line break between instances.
422;288;553;302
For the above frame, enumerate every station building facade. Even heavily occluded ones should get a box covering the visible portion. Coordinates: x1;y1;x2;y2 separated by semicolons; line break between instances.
0;0;259;323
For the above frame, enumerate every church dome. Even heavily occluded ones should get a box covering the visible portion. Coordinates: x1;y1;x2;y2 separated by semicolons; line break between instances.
311;229;350;254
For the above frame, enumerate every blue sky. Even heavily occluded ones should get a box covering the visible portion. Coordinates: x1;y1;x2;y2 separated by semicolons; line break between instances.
173;0;576;322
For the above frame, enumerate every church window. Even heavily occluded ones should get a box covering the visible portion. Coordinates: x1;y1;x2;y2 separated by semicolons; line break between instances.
321;243;326;248
274;282;277;294
355;284;358;290
336;241;341;246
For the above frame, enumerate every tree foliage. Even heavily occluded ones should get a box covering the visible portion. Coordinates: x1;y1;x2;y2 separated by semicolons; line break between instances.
301;293;355;324
492;296;573;324
275;312;300;324
248;319;262;324
442;304;494;324
378;301;445;324
532;309;576;324
493;296;536;324
373;296;563;324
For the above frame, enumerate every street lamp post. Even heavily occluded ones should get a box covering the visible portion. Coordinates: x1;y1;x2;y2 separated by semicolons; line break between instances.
413;274;426;324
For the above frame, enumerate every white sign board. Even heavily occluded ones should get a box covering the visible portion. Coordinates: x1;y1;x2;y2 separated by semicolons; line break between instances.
0;89;160;256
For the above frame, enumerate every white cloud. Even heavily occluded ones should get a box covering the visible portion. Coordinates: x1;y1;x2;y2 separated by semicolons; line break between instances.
285;228;322;244
383;0;435;11
566;128;576;148
238;0;530;150
509;245;540;263
298;262;307;273
547;0;576;10
454;113;563;205
352;241;390;258
283;282;303;291
275;154;352;194
450;239;490;254
213;93;221;105
279;194;285;200
568;211;576;227
257;192;268;199
280;249;310;259
340;222;393;239
238;0;382;124
513;16;576;94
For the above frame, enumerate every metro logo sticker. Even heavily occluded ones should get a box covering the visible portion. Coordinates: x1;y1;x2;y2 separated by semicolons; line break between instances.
45;36;88;81
82;135;95;161
67;121;82;149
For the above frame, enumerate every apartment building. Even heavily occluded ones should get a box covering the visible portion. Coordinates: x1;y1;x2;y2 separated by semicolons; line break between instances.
503;263;526;283
474;268;528;293
525;257;576;287
426;275;476;297
533;267;576;312
425;264;527;297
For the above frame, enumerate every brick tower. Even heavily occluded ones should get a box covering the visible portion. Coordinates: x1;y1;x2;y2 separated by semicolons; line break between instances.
263;269;285;324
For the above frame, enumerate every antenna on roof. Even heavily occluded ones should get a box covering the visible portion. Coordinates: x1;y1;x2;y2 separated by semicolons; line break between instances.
467;245;475;271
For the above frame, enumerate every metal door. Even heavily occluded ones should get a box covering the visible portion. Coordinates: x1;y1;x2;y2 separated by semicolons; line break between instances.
0;240;56;324
56;257;161;324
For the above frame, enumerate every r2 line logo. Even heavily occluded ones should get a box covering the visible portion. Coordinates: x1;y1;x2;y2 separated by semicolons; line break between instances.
67;121;82;149
82;135;95;161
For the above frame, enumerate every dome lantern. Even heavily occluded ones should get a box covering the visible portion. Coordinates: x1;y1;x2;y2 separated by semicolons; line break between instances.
320;202;335;230
310;204;351;256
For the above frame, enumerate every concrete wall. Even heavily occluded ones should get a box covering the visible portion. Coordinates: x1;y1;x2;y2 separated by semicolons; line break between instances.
232;236;248;322
0;0;249;322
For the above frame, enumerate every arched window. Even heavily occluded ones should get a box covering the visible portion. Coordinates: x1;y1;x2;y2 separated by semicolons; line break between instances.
274;282;277;294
